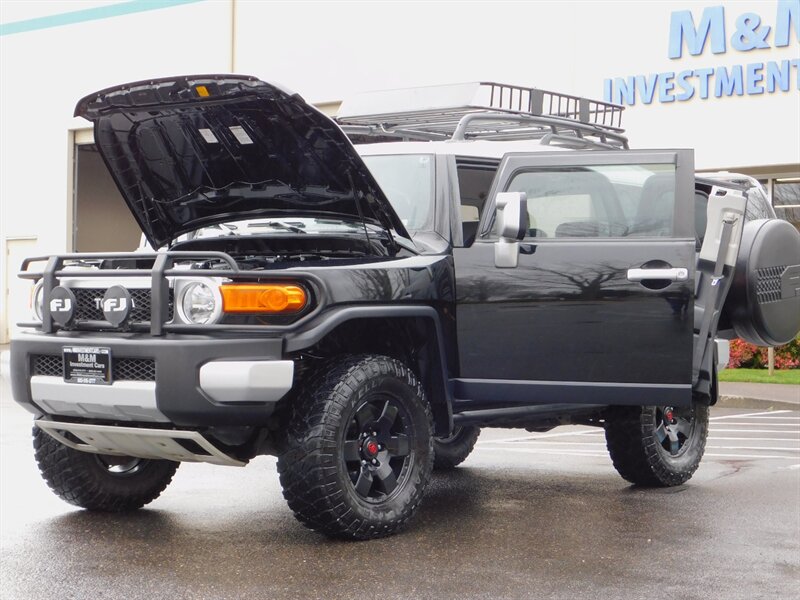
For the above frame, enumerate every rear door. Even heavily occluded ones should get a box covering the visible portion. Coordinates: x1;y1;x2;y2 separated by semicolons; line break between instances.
453;150;696;409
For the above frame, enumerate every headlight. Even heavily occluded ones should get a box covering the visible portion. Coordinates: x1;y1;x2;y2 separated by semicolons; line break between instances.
179;282;218;324
32;282;44;321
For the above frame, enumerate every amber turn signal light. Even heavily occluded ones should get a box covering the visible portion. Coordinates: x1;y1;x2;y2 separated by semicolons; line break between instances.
220;284;307;314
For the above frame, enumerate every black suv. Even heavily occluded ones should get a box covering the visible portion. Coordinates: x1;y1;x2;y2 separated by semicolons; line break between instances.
10;76;800;539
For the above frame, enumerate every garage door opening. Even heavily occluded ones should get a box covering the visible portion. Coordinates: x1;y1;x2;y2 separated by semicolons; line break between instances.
73;144;142;252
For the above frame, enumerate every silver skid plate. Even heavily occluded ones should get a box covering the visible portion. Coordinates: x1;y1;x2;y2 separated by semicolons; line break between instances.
36;420;246;467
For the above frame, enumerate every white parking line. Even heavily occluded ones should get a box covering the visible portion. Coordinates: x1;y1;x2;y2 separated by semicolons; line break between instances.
709;436;800;441
704;453;799;460
483;440;798;450
720;416;800;420
708;429;800;434
709;422;800;427
479;446;800;460
707;446;800;452
710;410;793;420
475;410;800;448
479;428;799;444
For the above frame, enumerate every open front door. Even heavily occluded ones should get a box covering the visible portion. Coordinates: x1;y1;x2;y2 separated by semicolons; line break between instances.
453;150;696;409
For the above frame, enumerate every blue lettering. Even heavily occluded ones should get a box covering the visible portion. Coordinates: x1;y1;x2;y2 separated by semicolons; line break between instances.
659;72;676;102
676;70;695;100
714;65;744;96
669;6;726;59
793;58;800;89
775;0;800;47
604;79;612;102
613;77;636;105
695;68;715;98
746;63;765;94
766;60;791;92
635;73;658;104
731;13;771;51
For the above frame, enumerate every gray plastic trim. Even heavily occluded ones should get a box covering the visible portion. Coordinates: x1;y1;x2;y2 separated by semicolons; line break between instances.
36;420;246;467
198;360;294;403
30;376;168;422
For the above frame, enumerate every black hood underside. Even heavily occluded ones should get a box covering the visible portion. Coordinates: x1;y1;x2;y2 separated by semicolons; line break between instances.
75;75;408;248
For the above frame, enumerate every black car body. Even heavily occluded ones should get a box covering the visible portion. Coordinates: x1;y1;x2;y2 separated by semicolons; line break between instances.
10;76;800;539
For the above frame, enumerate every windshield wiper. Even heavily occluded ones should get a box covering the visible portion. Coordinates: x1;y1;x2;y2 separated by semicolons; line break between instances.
259;221;307;234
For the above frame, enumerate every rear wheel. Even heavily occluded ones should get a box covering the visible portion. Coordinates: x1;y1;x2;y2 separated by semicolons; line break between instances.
433;426;480;470
33;426;179;511
604;403;709;487
278;355;434;540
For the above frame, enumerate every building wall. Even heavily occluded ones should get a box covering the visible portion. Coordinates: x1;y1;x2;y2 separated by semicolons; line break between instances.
73;146;142;252
1;0;798;340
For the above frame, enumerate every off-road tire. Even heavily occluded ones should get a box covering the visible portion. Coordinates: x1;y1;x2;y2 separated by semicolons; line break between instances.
604;403;709;487
277;355;434;540
33;426;179;511
433;426;480;470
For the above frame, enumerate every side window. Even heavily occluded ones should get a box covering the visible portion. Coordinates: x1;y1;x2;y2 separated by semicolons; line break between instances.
457;162;498;245
504;164;677;239
694;189;709;249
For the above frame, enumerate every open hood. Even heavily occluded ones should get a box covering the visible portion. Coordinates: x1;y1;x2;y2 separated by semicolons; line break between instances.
75;75;409;248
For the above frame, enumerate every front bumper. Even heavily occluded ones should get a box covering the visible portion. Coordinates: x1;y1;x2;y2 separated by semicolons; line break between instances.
11;331;292;427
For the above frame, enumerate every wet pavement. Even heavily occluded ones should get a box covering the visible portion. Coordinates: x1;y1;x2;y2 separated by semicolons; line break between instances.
1;370;799;599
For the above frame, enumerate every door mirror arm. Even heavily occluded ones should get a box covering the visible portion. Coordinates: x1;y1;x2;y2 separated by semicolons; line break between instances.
494;192;528;268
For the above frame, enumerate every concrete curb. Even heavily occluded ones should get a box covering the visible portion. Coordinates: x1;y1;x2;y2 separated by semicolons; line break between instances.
717;394;799;412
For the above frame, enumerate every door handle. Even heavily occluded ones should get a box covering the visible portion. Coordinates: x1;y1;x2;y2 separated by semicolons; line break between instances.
627;267;689;282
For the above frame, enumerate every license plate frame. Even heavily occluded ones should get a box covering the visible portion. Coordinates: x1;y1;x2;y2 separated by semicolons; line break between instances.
62;346;112;385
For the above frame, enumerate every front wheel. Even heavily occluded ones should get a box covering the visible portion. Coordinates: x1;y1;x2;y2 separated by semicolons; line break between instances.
604;403;709;487
33;427;179;511
278;355;434;540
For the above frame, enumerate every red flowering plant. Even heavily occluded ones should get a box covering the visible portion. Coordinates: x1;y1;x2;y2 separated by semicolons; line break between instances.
727;336;800;369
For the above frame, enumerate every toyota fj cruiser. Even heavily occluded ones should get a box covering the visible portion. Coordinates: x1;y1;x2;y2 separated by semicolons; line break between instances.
10;76;800;539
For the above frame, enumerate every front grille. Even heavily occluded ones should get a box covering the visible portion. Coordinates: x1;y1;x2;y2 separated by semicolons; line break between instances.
32;354;63;378
755;265;785;304
72;288;174;322
114;358;156;381
31;354;156;381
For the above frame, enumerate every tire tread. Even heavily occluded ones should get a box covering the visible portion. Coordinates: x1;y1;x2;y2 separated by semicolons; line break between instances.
277;354;433;540
33;427;178;512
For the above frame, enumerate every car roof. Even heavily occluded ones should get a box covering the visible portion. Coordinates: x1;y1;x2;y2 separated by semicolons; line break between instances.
354;139;572;160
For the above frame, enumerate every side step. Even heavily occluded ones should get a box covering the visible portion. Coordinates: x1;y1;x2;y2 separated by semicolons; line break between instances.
36;420;246;467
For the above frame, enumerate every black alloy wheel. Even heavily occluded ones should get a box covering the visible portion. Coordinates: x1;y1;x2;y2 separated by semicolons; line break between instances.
344;397;413;502
278;354;434;540
654;406;697;458
604;402;709;487
94;455;146;476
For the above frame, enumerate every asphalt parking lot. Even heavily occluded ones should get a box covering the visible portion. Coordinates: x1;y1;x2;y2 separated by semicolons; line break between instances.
1;369;798;600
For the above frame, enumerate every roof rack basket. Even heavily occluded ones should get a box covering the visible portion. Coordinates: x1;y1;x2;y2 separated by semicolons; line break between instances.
336;82;628;149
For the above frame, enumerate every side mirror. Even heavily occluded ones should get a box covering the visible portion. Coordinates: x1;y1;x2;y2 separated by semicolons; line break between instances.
494;192;528;268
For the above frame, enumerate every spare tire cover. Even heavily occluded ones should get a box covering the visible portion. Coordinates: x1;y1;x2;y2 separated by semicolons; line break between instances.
726;219;800;346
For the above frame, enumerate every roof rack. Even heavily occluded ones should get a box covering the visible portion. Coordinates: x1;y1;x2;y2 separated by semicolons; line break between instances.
335;82;628;150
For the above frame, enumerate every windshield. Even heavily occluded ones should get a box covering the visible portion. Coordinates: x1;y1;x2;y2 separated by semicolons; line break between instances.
361;154;435;231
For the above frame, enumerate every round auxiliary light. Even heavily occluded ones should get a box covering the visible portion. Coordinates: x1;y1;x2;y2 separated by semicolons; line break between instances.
32;283;44;321
180;282;218;324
